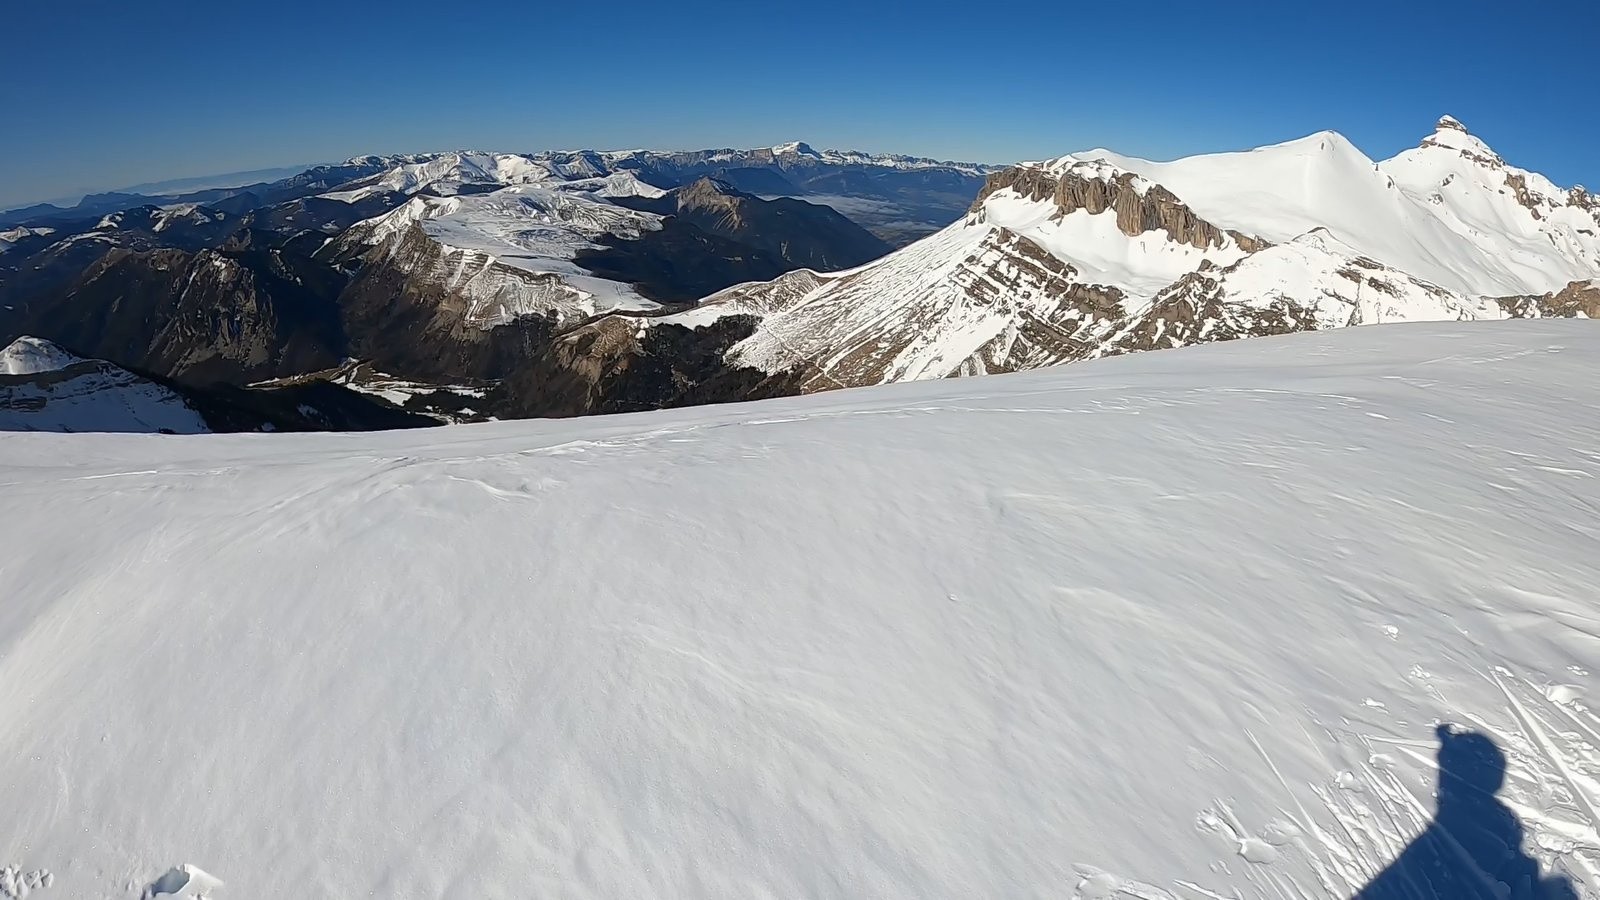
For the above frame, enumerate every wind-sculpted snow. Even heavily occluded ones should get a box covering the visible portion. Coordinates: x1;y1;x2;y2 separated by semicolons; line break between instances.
1;322;1596;898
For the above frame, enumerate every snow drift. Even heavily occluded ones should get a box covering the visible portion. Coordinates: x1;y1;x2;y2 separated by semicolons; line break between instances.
1;321;1597;898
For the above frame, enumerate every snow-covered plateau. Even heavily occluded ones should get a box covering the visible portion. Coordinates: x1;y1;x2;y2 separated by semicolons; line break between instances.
2;321;1597;898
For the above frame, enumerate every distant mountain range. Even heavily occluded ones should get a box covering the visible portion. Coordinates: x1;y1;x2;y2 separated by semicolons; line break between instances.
0;142;989;429
1;144;994;245
2;122;1596;433
517;116;1599;413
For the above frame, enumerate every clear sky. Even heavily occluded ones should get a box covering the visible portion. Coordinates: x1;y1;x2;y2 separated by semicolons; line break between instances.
4;0;1596;209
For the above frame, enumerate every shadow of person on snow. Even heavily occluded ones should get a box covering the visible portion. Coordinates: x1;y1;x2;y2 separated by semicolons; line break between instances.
1354;724;1577;900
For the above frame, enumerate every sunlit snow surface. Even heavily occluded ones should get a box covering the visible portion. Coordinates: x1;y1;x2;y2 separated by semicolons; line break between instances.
1064;128;1600;297
1;322;1598;898
0;336;83;375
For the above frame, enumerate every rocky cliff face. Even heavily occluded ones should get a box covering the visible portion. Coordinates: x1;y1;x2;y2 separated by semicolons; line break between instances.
12;245;346;385
972;163;1232;249
332;224;566;382
1098;231;1501;358
489;313;800;419
324;176;895;385
717;222;1134;392
1493;280;1600;319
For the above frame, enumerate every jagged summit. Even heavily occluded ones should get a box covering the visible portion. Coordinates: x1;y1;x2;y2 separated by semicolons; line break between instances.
1419;114;1500;162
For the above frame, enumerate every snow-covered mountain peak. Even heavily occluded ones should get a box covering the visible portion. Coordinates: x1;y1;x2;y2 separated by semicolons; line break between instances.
333;172;667;329
642;115;1600;399
974;119;1599;297
0;338;214;433
1286;224;1344;252
1043;154;1151;192
1418;114;1502;164
770;141;821;158
556;171;668;200
1277;128;1362;152
1;336;84;375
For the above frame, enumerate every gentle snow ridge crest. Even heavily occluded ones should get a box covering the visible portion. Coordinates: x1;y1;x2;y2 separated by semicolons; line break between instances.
0;336;83;376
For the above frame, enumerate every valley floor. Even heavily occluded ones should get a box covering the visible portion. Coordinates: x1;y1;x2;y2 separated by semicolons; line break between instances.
2;321;1598;898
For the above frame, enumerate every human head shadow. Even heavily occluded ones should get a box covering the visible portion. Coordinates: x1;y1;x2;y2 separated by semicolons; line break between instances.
1354;725;1577;900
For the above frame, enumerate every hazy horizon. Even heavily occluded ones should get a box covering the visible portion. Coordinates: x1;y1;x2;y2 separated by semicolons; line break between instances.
6;0;1597;210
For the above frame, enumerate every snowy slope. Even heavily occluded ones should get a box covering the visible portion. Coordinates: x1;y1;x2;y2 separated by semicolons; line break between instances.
1069;118;1600;297
0;337;211;434
1093;229;1511;355
335;180;668;324
2;322;1598;899
318;143;990;330
657;116;1598;392
722;220;1126;385
0;336;84;375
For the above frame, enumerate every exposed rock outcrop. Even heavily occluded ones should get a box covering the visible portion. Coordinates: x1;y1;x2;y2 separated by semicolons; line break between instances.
333;224;566;382
490;313;800;418
1493;280;1600;319
1100;232;1495;358
972;164;1229;249
9;245;346;385
1504;172;1542;219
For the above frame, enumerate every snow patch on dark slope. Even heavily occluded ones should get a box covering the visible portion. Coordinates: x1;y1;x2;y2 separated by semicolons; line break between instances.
0;337;212;434
0;322;1596;898
0;335;83;375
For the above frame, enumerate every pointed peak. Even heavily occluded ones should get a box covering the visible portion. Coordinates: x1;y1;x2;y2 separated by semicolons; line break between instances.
675;177;745;212
1419;115;1501;165
682;175;738;195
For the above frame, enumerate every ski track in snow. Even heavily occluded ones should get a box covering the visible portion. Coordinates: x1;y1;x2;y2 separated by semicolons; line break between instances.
0;322;1598;898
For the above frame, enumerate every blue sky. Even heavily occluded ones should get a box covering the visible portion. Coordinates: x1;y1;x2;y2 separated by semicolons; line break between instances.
4;0;1596;209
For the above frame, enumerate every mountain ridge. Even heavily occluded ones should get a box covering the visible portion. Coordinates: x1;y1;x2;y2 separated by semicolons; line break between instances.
522;115;1598;416
5;119;1596;425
